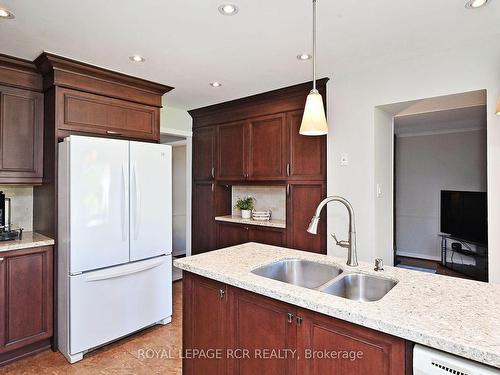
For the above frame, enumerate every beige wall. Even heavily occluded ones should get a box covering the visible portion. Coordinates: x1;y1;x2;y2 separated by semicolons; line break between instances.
160;98;192;135
326;45;500;283
0;186;33;231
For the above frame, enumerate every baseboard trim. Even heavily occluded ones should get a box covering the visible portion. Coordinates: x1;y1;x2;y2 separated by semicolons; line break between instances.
396;251;441;262
0;339;51;367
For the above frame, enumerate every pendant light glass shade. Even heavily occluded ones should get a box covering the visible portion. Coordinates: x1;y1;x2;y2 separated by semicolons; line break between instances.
299;0;328;136
300;90;328;135
496;97;500;115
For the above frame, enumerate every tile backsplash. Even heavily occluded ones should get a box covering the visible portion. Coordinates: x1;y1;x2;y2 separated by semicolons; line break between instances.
232;186;286;220
0;186;33;231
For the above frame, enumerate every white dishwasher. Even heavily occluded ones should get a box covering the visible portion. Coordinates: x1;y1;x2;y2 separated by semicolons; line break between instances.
414;345;499;375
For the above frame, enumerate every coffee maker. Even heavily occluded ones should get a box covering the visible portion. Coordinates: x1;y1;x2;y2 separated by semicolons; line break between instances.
0;191;22;241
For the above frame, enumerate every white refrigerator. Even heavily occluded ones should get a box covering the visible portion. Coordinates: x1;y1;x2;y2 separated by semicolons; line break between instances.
58;135;172;364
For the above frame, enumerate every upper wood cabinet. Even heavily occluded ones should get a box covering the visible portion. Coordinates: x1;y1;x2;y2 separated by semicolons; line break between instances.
0;246;53;356
56;87;159;141
287;110;326;181
0;85;44;184
248;114;287;180
0;55;44;185
217;122;247;180
34;52;173;142
193;126;216;181
216;114;287;181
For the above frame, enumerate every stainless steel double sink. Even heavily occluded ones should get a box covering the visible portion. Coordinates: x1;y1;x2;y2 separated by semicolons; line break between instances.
251;259;397;302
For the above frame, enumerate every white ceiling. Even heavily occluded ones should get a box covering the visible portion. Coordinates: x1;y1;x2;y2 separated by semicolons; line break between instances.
0;0;499;109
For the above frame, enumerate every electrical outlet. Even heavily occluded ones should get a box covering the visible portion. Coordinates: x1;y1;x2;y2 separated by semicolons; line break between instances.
340;153;349;166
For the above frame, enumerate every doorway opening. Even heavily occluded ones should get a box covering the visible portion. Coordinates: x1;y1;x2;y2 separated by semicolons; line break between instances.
375;90;488;281
161;133;192;281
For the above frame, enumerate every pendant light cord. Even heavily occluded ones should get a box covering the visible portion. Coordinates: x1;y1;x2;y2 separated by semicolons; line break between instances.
312;0;317;91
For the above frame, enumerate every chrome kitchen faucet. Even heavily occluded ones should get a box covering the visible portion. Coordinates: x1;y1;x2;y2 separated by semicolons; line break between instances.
307;196;358;267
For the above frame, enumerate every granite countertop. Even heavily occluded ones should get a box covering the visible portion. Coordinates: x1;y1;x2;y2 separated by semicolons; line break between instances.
0;232;55;252
175;243;500;368
215;215;286;229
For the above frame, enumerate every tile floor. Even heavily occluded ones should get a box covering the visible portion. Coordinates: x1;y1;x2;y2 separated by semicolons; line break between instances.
3;281;183;374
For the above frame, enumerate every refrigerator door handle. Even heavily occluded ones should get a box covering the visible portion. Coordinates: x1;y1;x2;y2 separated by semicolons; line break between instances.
121;163;127;242
85;258;165;282
132;163;142;240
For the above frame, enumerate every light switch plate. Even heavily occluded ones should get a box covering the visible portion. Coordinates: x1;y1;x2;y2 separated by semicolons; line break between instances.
340;153;349;166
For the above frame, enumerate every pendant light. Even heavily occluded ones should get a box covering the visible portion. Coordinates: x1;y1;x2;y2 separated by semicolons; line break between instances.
299;0;328;136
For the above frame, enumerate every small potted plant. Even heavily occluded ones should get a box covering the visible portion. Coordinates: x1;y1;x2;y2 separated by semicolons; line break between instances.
235;196;254;219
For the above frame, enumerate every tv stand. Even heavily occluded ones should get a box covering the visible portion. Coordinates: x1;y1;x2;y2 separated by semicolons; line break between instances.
438;234;488;282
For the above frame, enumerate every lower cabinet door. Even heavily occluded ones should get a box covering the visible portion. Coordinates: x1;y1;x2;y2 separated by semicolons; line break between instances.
217;222;249;248
248;227;286;247
183;272;227;375
0;246;53;353
228;288;296;375
296;309;406;375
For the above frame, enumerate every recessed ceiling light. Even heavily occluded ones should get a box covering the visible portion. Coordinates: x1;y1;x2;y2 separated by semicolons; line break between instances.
218;3;239;15
0;8;15;19
209;82;222;88
465;0;489;8
297;54;312;61
129;55;146;63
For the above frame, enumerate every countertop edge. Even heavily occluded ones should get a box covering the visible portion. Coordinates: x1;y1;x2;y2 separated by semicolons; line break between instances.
215;215;286;229
0;232;55;252
174;259;500;368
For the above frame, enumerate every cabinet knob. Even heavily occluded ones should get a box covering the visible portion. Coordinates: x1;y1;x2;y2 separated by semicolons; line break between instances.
286;163;291;177
106;130;121;135
218;289;225;299
287;312;294;323
211;167;215;179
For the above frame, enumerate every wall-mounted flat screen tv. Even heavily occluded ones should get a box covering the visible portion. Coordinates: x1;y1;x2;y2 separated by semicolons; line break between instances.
440;190;487;244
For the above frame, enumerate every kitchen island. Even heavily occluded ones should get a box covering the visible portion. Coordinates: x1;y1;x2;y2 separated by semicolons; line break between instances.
174;242;500;373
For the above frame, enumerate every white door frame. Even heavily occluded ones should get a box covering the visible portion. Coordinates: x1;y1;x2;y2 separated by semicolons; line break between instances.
161;128;193;258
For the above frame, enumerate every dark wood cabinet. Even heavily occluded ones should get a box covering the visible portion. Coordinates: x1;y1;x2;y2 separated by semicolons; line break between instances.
183;272;228;375
217;122;247;180
296;309;406;375
287;110;326;181
228;288;296;375
192;182;217;254
190;79;329;255
193;126;216;181
217;222;286;248
248;114;287;180
0;246;53;363
55;87;159;141
217;222;249;248
184;273;409;375
248;226;286;247
0;85;44;184
287;182;326;254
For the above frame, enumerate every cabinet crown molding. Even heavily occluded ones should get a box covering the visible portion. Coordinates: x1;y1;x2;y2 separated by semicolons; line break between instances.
189;78;329;128
34;52;174;107
0;54;43;92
